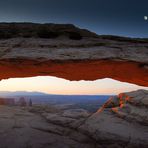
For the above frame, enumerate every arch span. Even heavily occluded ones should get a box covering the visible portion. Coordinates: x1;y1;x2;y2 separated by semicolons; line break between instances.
0;23;147;86
0;38;148;86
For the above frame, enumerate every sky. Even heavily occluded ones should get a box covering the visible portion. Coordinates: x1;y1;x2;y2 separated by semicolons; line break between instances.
0;77;147;95
0;0;148;37
0;0;147;94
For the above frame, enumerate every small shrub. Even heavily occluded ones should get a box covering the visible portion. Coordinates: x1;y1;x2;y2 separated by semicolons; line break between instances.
22;32;33;38
0;30;12;39
37;27;59;38
69;32;82;40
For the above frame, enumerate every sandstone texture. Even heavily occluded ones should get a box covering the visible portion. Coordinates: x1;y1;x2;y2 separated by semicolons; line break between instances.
0;23;147;86
80;89;148;148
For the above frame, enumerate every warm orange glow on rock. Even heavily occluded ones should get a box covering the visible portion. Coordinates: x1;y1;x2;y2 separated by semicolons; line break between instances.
0;59;147;87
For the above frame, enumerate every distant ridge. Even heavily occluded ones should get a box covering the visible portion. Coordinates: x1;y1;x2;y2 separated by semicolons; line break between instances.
0;91;49;96
0;91;112;97
0;22;148;42
0;22;98;40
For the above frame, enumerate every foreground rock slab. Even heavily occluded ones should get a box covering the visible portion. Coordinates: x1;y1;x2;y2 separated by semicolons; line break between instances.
0;106;95;148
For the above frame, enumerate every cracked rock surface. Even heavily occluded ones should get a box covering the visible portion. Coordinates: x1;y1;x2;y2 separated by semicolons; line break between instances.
0;106;95;148
79;89;148;148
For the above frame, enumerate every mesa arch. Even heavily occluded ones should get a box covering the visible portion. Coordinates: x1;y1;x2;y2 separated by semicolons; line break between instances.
0;23;147;86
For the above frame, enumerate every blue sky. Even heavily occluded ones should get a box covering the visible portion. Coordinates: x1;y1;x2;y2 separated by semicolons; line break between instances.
0;0;148;37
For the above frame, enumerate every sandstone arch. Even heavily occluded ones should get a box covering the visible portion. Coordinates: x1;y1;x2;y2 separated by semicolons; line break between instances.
0;23;147;86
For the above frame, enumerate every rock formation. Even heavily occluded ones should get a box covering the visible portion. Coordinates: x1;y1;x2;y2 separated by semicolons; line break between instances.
18;97;27;106
0;23;147;86
79;89;148;148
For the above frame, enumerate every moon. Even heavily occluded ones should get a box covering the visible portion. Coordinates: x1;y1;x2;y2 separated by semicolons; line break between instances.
144;16;148;20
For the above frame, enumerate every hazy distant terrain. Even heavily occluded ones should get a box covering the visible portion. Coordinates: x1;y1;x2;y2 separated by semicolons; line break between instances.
0;91;110;112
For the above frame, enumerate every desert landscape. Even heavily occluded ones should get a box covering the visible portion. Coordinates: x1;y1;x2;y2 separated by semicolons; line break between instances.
0;0;148;147
0;89;147;148
0;23;147;148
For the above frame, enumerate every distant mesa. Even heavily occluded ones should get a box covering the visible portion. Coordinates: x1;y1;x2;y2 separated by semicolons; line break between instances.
0;96;33;107
0;23;98;40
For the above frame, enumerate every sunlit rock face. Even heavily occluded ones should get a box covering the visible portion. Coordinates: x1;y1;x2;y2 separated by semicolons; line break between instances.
0;23;148;86
79;89;148;147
